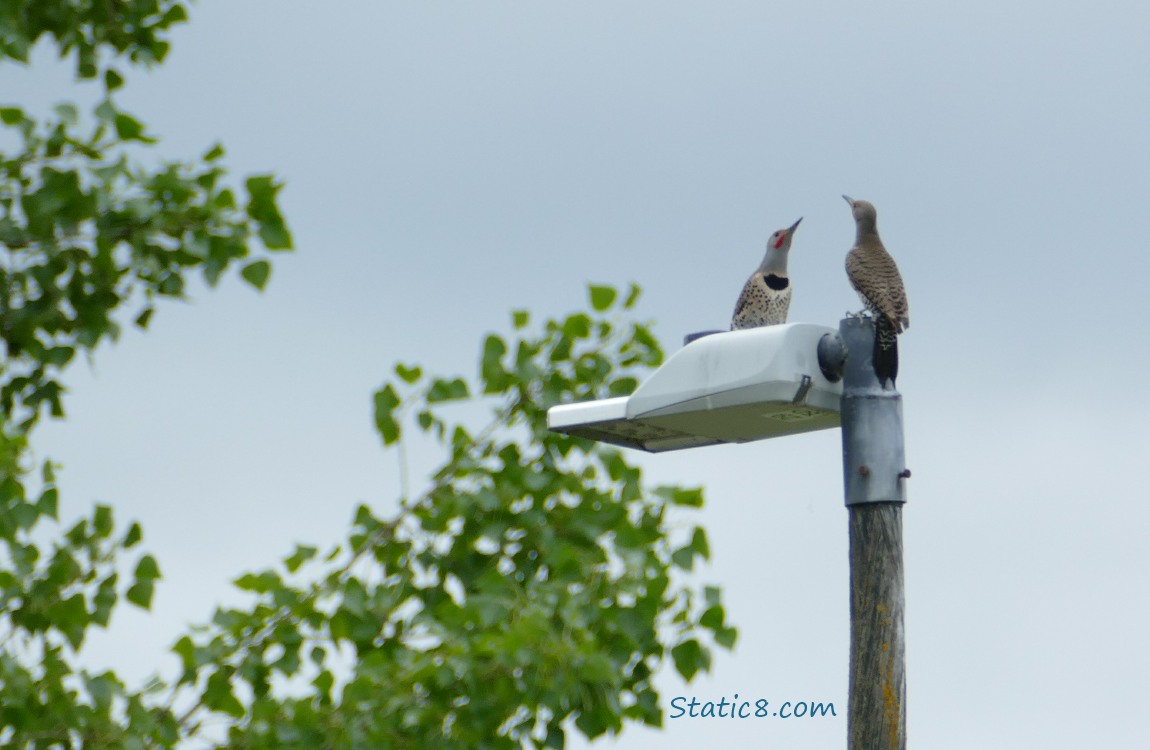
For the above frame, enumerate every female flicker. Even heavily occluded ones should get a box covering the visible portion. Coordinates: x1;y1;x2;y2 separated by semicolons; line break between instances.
843;196;910;388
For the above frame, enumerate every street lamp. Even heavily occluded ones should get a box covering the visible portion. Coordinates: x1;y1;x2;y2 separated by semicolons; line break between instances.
547;323;846;451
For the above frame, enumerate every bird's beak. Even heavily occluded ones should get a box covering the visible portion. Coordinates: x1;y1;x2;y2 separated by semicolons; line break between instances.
842;194;854;206
788;217;803;234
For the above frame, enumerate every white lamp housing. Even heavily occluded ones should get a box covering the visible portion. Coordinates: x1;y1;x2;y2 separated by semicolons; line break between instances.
547;323;843;452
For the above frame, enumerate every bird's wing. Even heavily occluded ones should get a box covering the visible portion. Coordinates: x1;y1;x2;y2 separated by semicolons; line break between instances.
891;277;910;331
882;261;909;331
847;246;908;329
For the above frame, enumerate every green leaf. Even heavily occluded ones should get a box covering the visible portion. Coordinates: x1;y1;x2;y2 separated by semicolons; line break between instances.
481;334;510;393
234;570;280;593
204;669;245;717
246;176;277;212
544;725;566;749
549;335;572;363
608;377;638;396
313;669;334;699
395;363;422;384
11;502;38;530
0;478;23;506
93;504;114;537
54;102;79;124
562;313;592;339
699;605;724;630
126;578;155;609
78;49;97;79
426;377;469;403
92;574;118;627
284;544;318;573
2;29;29;63
631;323;663;365
258;217;293;250
671;546;695;571
671;639;708;681
703;585;721;607
623;282;642;309
66;519;89;546
51;594;90;649
658;486;704;508
241;260;271;291
173;635;195;665
309;646;327;665
589;284;617;312
37;487;59;518
575;652;617;683
353;504;378;531
43;346;76;367
512;310;529;329
203;142;225;162
114;113;152;142
0;107;24;125
135;307;155;329
672;527;709;570
213;608;248;631
214;187;236;208
690;527;710;560
162;4;190;25
104;68;124;92
246;175;293;249
714;626;738;649
122;522;143;548
94;99;117;123
85;672;118;711
151;40;173;65
134;554;162;582
373;384;402;445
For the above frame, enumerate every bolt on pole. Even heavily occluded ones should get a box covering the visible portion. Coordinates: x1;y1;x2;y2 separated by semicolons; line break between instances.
839;316;908;750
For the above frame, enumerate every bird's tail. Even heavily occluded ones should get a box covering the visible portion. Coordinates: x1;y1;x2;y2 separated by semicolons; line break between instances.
873;315;899;388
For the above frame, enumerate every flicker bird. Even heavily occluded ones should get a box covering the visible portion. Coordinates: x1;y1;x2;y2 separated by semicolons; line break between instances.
730;217;803;330
842;196;909;388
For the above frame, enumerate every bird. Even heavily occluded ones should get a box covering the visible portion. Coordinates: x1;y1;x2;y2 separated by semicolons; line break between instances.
842;196;909;388
730;217;803;330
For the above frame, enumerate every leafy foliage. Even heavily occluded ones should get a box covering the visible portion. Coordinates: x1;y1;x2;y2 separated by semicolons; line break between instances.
0;98;291;434
166;283;736;748
0;3;292;746
0;0;190;79
1;5;737;748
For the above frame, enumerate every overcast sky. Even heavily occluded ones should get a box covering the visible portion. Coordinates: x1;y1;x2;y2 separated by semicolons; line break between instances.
6;1;1150;747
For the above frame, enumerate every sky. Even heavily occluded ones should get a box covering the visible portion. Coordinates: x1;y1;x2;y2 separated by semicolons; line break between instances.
5;0;1150;747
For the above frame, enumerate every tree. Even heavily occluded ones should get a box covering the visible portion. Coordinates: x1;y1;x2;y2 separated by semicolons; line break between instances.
1;5;735;747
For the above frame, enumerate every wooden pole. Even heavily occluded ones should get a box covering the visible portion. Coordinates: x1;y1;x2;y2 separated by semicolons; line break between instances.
848;503;905;748
838;317;908;750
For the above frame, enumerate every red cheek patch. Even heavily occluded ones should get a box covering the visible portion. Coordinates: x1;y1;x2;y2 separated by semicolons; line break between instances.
774;234;786;249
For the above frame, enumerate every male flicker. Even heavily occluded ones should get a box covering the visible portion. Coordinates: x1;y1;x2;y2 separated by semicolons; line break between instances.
842;196;909;388
730;218;803;330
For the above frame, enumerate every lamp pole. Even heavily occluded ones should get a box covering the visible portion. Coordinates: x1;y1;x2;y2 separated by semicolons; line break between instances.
838;316;908;750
